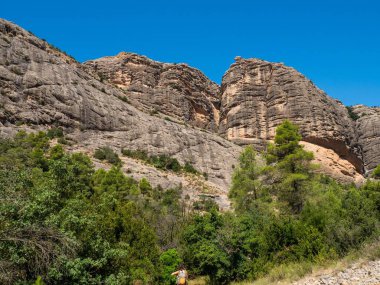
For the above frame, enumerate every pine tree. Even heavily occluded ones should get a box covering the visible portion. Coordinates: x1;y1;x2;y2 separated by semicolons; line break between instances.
267;120;314;214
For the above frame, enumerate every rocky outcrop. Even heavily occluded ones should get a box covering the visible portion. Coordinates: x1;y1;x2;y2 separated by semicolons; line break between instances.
353;105;380;174
83;52;220;130
0;18;241;209
219;57;363;172
301;142;364;184
1;18;378;187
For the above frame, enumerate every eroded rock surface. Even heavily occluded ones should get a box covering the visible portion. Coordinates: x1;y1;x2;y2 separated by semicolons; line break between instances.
353;105;380;174
0;19;240;209
1;18;378;190
83;52;220;130
219;57;362;172
301;142;365;184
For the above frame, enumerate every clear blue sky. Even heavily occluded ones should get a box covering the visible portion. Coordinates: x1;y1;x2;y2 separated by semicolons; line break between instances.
2;0;379;106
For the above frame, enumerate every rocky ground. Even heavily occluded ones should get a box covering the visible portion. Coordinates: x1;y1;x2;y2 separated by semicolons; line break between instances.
293;259;380;285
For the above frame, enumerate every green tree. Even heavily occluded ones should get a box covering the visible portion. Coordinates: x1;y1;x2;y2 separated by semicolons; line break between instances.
229;146;264;211
159;249;182;285
267;120;314;214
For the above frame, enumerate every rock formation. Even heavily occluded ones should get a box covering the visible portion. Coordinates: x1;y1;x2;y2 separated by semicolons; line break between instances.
83;52;220;130
353;105;380;174
0;18;241;209
219;57;363;172
0;18;379;195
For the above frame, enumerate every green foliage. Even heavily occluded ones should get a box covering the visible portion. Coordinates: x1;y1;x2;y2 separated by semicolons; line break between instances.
2;124;379;285
346;106;360;121
34;276;45;285
267;120;302;162
266;121;314;214
122;148;200;174
372;164;380;179
229;146;265;211
94;146;122;166
183;161;199;174
193;197;219;212
216;120;379;283
116;95;130;103
47;127;64;139
160;249;183;285
0;132;184;284
139;177;153;196
150;154;182;172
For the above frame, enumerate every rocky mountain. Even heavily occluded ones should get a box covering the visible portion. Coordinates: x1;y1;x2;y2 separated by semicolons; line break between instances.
83;52;220;130
0;18;379;207
219;58;360;163
85;54;379;183
0;18;240;210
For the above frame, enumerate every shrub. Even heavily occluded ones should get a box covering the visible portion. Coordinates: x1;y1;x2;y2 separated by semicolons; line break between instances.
117;95;130;103
94;146;122;166
159;249;182;285
372;164;380;179
47;127;64;138
122;148;149;161
57;137;70;145
150;154;182;172
122;148;198;174
183;162;199;174
346;106;360;121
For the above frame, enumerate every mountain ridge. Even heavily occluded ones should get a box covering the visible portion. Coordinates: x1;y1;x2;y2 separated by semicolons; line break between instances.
1;18;379;201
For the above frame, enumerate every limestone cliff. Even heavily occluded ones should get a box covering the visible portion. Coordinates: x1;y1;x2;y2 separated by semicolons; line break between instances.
219;57;363;173
0;18;379;190
83;52;220;130
353;105;380;174
0;18;240;209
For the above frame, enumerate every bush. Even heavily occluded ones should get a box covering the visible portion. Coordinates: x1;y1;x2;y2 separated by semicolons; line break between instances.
47;127;64;138
122;148;149;161
346;106;360;121
372;165;380;179
150;154;182;172
117;95;130;103
57;137;70;145
94;146;122;166
183;162;199;174
122;148;199;174
159;249;182;285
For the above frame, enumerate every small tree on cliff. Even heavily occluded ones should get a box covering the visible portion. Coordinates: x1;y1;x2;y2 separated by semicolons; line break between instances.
267;120;314;214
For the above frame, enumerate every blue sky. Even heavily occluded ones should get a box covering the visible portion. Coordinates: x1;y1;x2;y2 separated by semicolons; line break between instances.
2;0;379;106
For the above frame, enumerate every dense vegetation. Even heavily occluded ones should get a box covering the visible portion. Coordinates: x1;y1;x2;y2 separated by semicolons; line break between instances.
0;132;186;284
1;121;379;284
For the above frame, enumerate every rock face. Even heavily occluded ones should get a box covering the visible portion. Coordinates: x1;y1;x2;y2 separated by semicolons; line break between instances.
0;18;379;189
301;142;364;184
0;18;241;209
219;57;363;172
83;52;220;130
353;105;380;174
